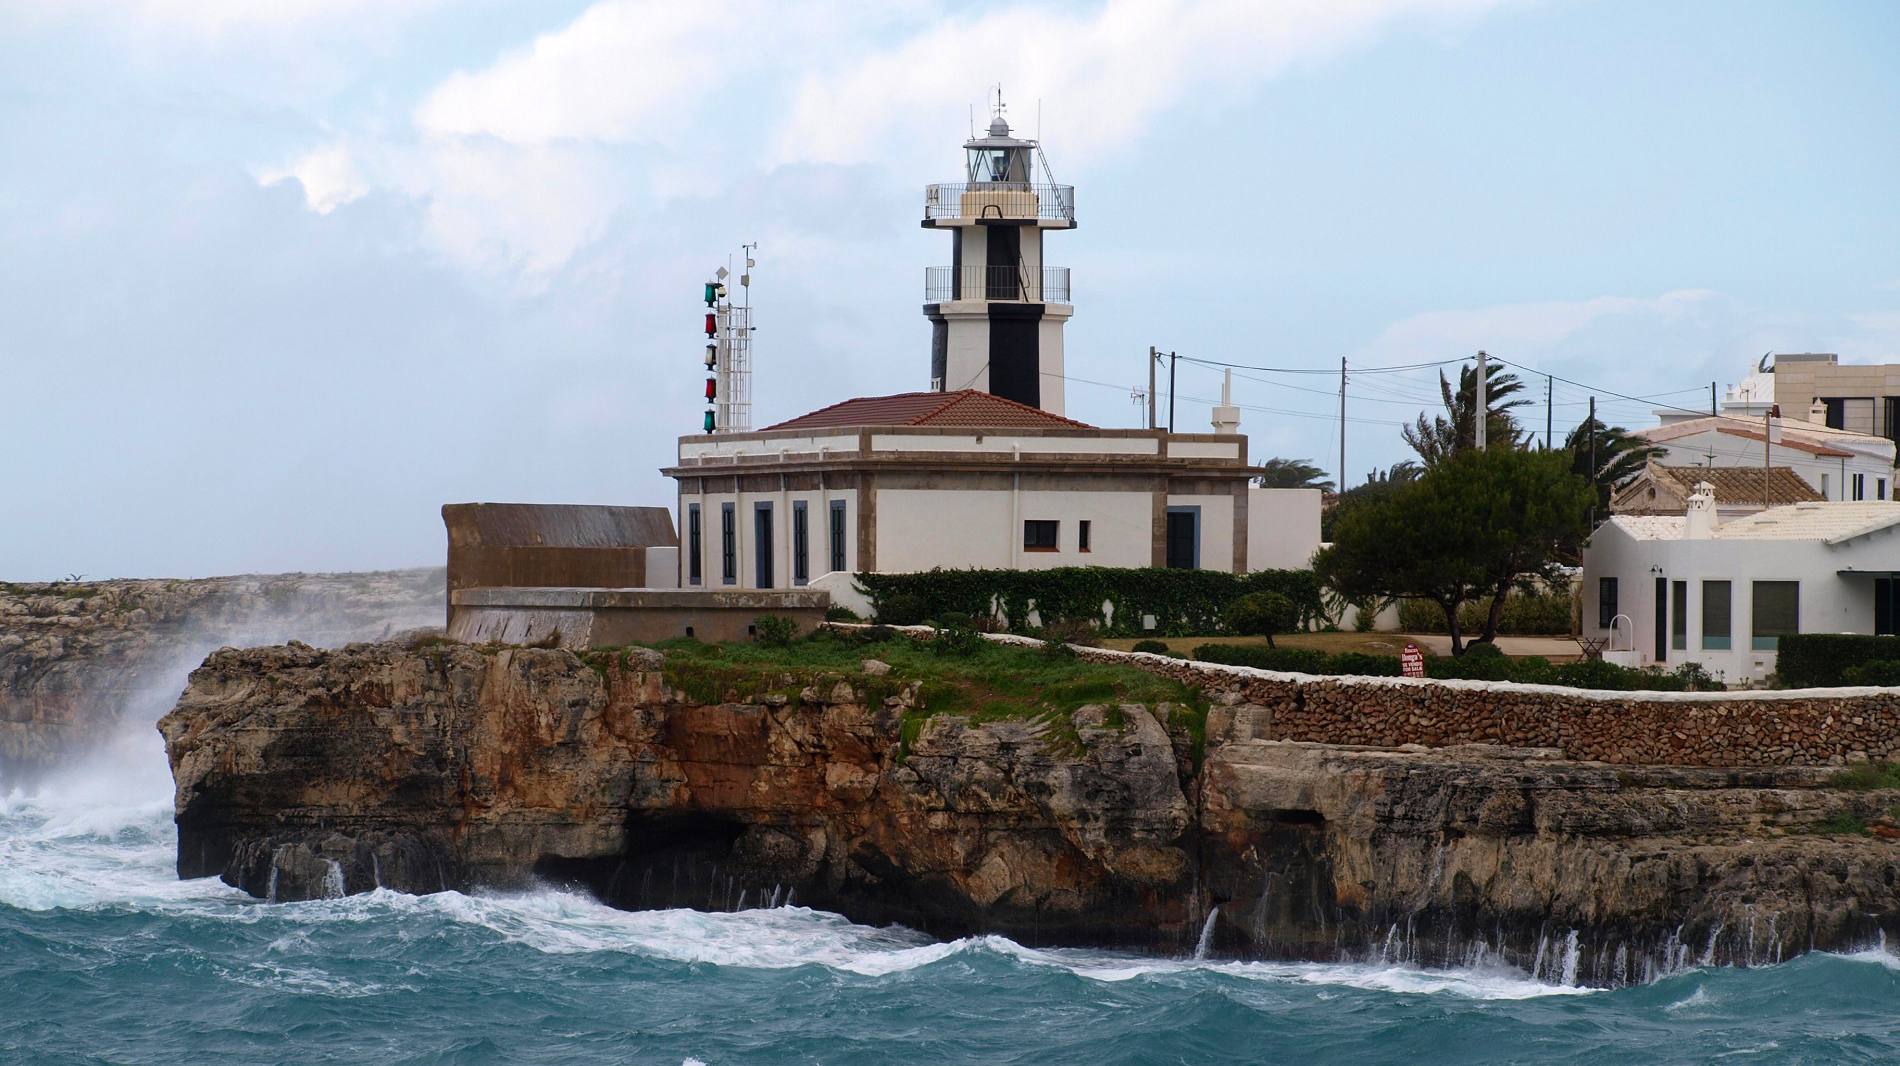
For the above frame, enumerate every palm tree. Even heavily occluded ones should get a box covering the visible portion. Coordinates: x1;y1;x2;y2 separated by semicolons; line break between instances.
1255;458;1335;492
1564;416;1662;512
1402;362;1531;466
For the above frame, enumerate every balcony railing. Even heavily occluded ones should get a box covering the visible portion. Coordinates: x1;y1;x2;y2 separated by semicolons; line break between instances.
923;182;1076;222
925;265;1071;304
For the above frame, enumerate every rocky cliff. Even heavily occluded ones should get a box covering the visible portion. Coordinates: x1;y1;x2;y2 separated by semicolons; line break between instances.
1;569;444;784
161;638;1900;985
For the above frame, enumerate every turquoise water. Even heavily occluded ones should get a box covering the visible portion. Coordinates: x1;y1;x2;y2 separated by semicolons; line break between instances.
6;742;1900;1065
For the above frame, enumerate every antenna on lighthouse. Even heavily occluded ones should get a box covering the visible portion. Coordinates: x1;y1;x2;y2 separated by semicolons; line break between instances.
699;244;756;434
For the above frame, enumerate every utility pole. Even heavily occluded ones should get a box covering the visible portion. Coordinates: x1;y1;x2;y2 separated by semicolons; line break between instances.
1475;350;1488;450
1587;396;1597;530
1764;404;1777;511
1167;350;1178;434
1338;357;1347;489
1710;381;1717;418
1546;374;1553;450
1147;346;1157;431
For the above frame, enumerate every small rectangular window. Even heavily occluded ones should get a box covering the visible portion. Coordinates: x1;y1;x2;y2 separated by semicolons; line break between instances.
1023;519;1059;551
1078;520;1091;552
720;503;736;585
687;504;702;586
754;503;774;588
1881;478;1889;501
792;501;809;585
1671;581;1687;650
828;500;847;573
1598;577;1619;630
1878;578;1899;638
1822;473;1831;499
1702;580;1731;650
1853;473;1866;501
1752;580;1799;651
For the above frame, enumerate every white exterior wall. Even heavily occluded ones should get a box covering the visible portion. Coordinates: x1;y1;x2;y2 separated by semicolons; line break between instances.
1581;522;1900;684
1166;493;1235;572
678;487;861;590
874;487;1155;573
1246;488;1322;571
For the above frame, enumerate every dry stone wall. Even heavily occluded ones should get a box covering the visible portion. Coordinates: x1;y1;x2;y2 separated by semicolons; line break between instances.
982;635;1900;767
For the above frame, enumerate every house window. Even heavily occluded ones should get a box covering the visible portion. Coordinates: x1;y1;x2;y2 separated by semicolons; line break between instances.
1751;580;1799;651
1078;520;1092;552
1822;473;1831;500
687;504;702;586
1853;473;1867;501
1702;580;1731;650
1878;578;1898;637
1598;577;1619;630
720;503;736;585
1165;507;1200;569
1881;478;1889;501
828;500;848;573
792;501;809;586
1671;581;1687;651
754;503;775;588
1023;520;1059;551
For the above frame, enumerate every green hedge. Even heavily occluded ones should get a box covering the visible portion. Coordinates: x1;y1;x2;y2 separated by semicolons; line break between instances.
1190;644;1700;691
1778;634;1900;688
1394;584;1575;636
1842;661;1900;687
855;567;1323;638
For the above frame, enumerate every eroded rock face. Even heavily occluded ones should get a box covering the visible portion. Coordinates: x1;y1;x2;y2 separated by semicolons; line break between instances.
161;642;1900;981
1;569;443;783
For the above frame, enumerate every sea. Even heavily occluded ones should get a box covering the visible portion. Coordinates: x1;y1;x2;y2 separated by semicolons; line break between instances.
6;732;1900;1065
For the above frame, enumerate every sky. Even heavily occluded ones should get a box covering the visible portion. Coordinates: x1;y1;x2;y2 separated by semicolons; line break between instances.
1;0;1896;581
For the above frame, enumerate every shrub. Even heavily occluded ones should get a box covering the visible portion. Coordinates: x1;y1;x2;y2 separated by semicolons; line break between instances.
1462;640;1504;658
1040;637;1078;661
1193;644;1330;675
1040;618;1102;648
1826;761;1900;790
825;605;863;623
1325;651;1403;677
1424;653;1515;682
1672;661;1728;691
854;566;1324;637
932;614;985;658
876;593;929;627
859;625;898;645
1841;660;1900;687
1224;592;1299;647
1777;634;1900;688
1131;639;1173;655
1395;583;1574;636
1351;597;1379;633
753;614;797;648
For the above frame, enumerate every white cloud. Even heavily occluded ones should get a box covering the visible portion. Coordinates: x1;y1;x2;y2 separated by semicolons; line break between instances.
278;0;1527;283
1359;289;1724;356
257;141;368;214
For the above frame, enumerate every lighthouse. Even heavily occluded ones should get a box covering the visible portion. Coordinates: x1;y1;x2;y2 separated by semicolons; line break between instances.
921;98;1075;415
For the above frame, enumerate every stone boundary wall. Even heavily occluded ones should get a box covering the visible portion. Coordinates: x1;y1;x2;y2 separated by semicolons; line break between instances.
954;630;1900;767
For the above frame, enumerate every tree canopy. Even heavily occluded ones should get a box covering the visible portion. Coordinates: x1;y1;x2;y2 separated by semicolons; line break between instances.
1402;361;1532;466
1255;457;1335;492
1313;448;1594;653
1564;415;1663;511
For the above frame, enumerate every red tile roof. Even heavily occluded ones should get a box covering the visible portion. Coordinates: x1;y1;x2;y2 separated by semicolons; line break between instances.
762;390;1095;432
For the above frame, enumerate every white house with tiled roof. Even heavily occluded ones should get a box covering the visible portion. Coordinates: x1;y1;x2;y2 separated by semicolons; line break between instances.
1582;481;1900;683
662;390;1321;596
1636;415;1895;503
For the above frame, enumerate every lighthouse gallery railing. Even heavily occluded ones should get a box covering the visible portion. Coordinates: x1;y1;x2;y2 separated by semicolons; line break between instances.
923;182;1076;222
925;265;1071;304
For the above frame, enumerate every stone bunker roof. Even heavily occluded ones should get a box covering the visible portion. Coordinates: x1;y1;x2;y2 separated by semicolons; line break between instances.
762;390;1095;432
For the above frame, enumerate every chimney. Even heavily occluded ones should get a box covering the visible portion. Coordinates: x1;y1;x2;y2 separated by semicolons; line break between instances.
1808;399;1828;425
1686;481;1718;540
1210;368;1241;435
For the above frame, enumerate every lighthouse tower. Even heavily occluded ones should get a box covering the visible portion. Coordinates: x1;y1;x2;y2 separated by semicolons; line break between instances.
921;97;1075;415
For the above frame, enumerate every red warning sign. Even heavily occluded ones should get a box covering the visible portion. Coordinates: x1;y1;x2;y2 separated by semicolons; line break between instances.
1400;643;1425;678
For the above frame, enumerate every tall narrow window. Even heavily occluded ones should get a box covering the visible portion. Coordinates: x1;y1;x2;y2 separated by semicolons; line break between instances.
1165;507;1199;570
1752;581;1799;651
754;503;775;588
1854;473;1867;501
1878;578;1898;638
720;503;736;585
1881;478;1889;501
1822;473;1831;499
1078;520;1092;552
1654;577;1668;663
792;501;809;586
687;504;702;586
1671;581;1687;651
1023;520;1059;551
828;500;847;573
1598;577;1619;630
1702;580;1731;650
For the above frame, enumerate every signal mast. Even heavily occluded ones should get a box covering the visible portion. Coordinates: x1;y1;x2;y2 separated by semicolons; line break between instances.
701;243;756;434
